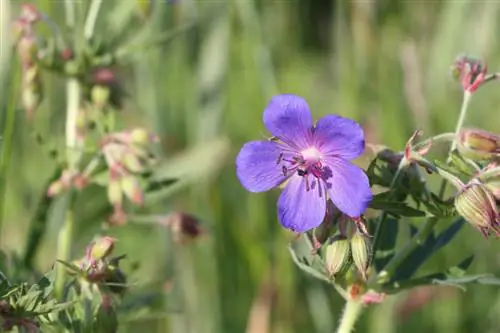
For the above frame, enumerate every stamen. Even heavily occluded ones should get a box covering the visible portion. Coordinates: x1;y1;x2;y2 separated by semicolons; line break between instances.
282;165;288;177
276;153;283;165
305;175;310;191
297;169;308;177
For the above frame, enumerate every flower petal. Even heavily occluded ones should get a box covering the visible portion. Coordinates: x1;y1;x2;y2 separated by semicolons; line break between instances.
277;175;326;232
236;140;287;192
313;115;365;160
323;157;372;217
263;94;313;150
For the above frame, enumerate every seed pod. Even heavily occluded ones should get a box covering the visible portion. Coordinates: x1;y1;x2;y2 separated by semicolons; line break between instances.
350;232;370;280
455;181;500;236
324;235;351;279
457;128;500;161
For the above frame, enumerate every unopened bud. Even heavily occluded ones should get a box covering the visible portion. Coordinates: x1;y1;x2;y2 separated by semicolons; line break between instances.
120;175;143;205
47;179;65;197
130;128;152;145
457;128;500;161
455;182;500;236
324;235;351;279
350;232;370;280
122;151;145;173
91;85;110;109
90;237;116;260
107;178;123;206
20;4;42;24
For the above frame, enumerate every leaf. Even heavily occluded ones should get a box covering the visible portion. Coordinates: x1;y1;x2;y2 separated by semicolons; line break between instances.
288;235;331;283
384;255;476;292
373;218;399;272
391;217;464;281
369;197;426;217
146;137;230;203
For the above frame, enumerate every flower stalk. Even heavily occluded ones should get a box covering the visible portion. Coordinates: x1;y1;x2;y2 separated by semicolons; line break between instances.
335;299;364;333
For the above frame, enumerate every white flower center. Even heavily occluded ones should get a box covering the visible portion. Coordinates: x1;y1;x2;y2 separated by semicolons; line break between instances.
301;147;322;163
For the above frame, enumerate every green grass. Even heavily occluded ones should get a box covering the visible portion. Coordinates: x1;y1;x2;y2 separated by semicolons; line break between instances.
2;0;500;332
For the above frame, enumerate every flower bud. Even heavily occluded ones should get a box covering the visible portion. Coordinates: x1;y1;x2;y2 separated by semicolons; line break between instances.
350;232;370;280
107;178;123;207
130;128;152;145
324;235;351;279
454;182;500;236
120;175;144;205
122;151;145;173
89;237;116;260
91;85;110;109
451;55;487;93
457;128;500;161
20;4;42;24
47;179;65;197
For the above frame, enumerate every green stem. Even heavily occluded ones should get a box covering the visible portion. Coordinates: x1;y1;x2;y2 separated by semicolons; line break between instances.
0;61;19;246
372;91;472;287
335;299;364;333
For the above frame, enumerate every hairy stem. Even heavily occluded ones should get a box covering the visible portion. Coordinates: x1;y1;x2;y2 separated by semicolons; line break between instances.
335;299;364;333
372;91;472;287
55;0;83;300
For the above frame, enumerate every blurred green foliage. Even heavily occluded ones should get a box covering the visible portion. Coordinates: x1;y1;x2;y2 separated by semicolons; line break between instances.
2;0;500;332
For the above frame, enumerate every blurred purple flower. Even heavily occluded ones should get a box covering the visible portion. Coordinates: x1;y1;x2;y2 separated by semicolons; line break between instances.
236;94;372;232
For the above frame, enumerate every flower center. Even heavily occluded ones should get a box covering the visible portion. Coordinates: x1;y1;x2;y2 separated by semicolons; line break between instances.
276;146;326;193
300;147;322;164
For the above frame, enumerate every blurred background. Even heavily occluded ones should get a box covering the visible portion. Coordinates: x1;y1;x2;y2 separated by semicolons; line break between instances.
2;0;500;332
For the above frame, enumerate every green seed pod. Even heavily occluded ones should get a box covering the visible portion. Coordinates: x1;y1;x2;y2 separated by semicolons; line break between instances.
455;182;499;233
350;232;371;280
324;235;351;279
457;128;500;161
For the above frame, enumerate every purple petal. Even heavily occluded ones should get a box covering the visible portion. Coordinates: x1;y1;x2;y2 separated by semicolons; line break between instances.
236;140;287;192
323;157;372;217
263;94;313;150
277;175;326;232
313;115;365;160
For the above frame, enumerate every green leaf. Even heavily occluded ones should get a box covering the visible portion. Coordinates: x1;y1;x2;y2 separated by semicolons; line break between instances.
373;218;399;272
146;137;230;203
288;235;330;284
369;196;426;217
392;219;465;281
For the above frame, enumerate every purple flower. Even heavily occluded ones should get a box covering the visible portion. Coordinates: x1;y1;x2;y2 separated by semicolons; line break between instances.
236;94;372;232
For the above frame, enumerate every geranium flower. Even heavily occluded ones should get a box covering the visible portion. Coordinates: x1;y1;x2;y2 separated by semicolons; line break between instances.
236;94;372;232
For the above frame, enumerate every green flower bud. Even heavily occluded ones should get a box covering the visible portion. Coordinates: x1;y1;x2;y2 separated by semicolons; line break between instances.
120;175;144;205
455;181;500;236
130;128;151;145
47;179;65;197
324;235;351;279
91;85;111;109
107;178;123;207
90;237;116;260
122;151;145;173
457;128;500;161
350;232;370;280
